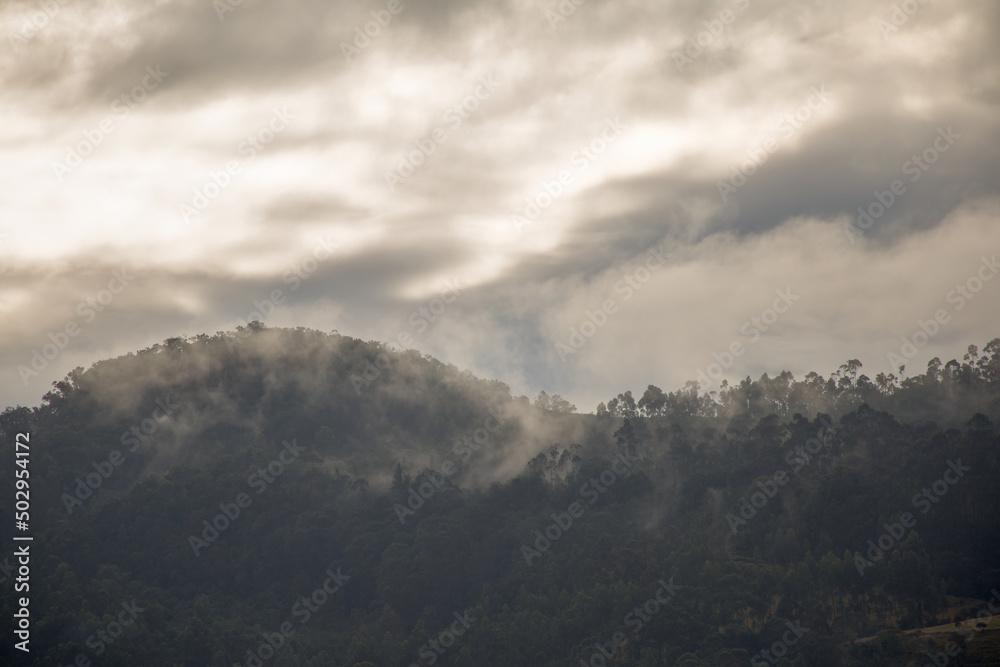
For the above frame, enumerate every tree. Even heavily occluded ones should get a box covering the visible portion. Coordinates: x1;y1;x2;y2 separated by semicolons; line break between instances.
534;390;553;411
535;390;577;413
549;394;577;413
391;463;411;500
607;390;637;419
639;384;667;417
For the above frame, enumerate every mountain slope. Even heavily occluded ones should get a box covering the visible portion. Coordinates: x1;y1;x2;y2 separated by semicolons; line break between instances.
1;328;999;666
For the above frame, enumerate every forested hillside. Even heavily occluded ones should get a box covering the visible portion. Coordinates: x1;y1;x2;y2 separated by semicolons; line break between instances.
2;327;999;666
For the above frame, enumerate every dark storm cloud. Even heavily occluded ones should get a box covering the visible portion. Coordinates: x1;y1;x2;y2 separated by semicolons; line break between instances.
575;110;998;249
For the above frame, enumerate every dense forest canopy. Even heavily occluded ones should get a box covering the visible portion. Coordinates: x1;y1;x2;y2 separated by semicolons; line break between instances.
1;327;998;666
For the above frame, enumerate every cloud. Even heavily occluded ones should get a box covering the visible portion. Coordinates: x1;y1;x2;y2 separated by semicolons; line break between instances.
1;0;998;412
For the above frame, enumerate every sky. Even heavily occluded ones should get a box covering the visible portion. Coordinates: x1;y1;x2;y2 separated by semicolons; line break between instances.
1;0;998;413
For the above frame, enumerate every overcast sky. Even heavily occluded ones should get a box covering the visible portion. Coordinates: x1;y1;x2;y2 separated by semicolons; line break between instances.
1;0;998;412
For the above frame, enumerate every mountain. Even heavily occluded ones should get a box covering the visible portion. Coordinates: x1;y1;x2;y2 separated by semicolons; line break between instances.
2;327;999;666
